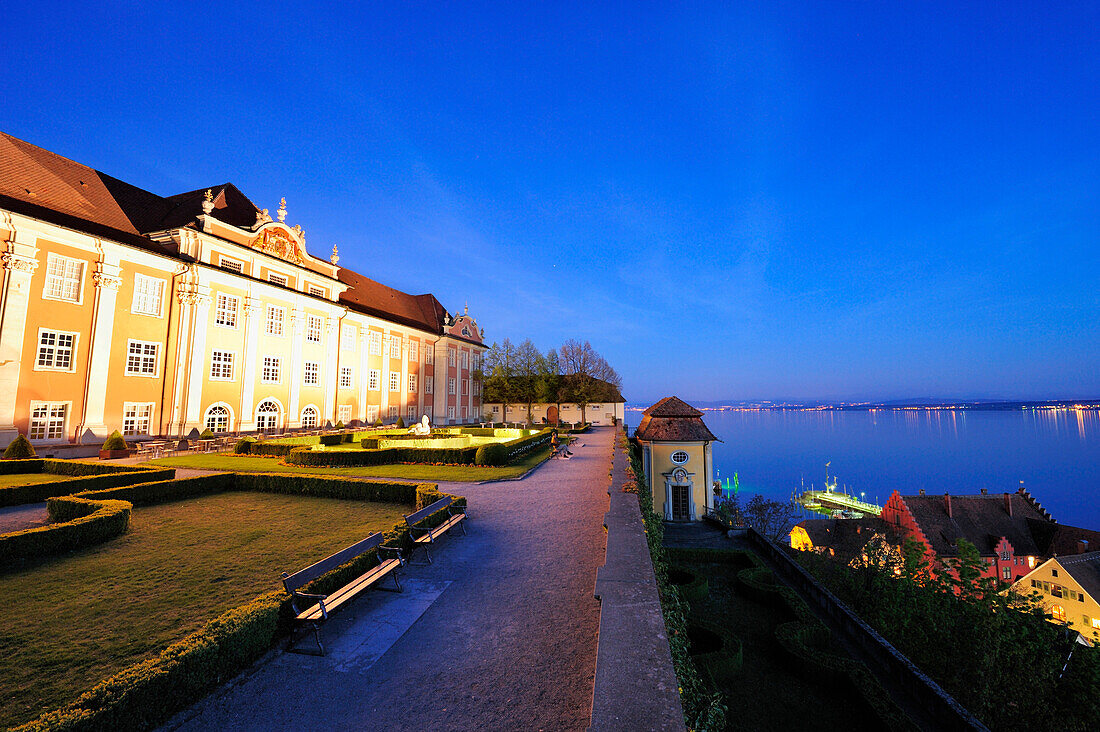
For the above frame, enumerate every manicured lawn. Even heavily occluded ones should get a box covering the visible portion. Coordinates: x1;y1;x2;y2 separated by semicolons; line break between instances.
0;491;407;729
148;445;552;482
677;555;873;730
0;473;78;488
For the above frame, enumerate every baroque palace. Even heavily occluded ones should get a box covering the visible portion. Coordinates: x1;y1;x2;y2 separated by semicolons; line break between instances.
0;132;485;447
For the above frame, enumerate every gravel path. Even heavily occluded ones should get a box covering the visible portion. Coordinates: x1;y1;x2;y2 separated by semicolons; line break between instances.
167;428;613;732
0;503;49;533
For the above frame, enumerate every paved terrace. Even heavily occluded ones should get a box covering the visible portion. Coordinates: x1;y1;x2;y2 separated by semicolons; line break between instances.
166;428;614;731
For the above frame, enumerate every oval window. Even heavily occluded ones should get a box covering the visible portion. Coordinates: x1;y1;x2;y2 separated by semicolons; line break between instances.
671;450;689;465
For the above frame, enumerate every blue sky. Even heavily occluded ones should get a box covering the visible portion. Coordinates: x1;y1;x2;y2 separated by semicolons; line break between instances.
3;2;1098;403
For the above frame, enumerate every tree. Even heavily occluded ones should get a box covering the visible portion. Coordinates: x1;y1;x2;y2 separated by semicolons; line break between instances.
559;339;622;423
742;494;797;542
482;339;519;417
539;349;562;424
514;339;545;424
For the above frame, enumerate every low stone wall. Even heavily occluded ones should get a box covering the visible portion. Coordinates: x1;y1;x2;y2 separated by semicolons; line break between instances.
746;528;989;732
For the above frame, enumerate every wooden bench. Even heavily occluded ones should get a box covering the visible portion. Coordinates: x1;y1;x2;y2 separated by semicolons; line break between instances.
404;496;467;563
280;532;403;655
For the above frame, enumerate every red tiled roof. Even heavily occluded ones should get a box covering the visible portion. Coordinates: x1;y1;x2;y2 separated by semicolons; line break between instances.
901;492;1052;557
635;396;717;442
337;267;447;335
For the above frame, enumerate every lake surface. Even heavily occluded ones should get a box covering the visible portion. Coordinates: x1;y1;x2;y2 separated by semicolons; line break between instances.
630;408;1100;529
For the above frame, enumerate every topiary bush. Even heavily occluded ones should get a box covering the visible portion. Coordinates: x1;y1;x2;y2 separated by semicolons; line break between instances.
335;420;345;430
373;417;383;427
3;433;36;459
199;428;215;440
234;438;254;454
396;417;406;429
101;430;128;451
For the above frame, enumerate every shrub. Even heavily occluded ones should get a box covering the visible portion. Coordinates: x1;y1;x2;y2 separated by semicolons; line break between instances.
77;473;233;506
199;428;215;440
3;433;36;459
250;442;295;457
0;462;174;508
285;444;480;467
373;417;382;427
101;430;129;451
360;437;380;449
475;442;508;466
396;417;406;429
0;496;132;566
335;420;345;430
342;432;354;443
234;438;254;454
319;434;344;446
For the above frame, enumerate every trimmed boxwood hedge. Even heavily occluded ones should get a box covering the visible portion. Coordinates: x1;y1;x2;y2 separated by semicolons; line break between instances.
0;496;132;566
0;461;175;507
15;472;465;732
288;444;481;467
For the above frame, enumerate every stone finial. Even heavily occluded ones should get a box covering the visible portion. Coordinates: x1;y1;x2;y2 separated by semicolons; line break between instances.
464;301;469;315
256;208;271;225
330;243;340;265
201;189;215;214
277;197;287;223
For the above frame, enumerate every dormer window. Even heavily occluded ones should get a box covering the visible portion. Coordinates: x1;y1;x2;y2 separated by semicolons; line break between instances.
308;285;325;297
220;257;243;273
268;273;288;286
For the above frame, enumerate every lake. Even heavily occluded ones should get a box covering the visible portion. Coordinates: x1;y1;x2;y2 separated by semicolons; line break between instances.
629;408;1100;530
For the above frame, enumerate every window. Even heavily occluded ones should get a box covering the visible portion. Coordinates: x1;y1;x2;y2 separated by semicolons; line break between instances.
338;405;352;423
262;356;281;383
29;403;67;440
215;294;238;327
424;348;433;365
132;274;165;316
425;378;434;395
308;285;325;297
126;340;159;376
219;257;243;273
671;450;690;465
204;404;231;433
256;400;280;431
462;351;469;369
407;405;416;420
367;405;379;423
462;379;469;395
408;374;418;392
389;371;400;391
210;350;234;380
448;349;456;367
408;341;418;361
1052;569;1059;578
473;353;480;370
388;406;398;419
301;406;318;429
36;330;76;370
342;326;356;351
447;406;455;421
122;403;153;435
340;367;352;388
266;306;285;336
304;361;319;385
473;381;481;396
369;332;381;356
1002;566;1011;581
1000;549;1010;562
1052;605;1066;622
44;255;84;302
1093;618;1100;630
306;316;323;343
462;406;467;420
446;378;455;395
368;369;380;391
268;272;288;286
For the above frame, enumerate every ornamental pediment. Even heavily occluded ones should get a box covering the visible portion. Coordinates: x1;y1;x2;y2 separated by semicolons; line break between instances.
249;225;305;264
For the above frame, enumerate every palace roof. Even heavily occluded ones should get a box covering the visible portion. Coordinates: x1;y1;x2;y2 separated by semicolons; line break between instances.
795;516;905;562
634;396;718;442
0;131;471;338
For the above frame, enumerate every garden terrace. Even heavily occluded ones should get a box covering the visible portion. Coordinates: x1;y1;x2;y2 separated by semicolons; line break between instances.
2;472;464;731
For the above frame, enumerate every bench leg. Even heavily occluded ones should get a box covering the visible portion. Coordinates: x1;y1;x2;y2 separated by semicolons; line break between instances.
286;623;325;656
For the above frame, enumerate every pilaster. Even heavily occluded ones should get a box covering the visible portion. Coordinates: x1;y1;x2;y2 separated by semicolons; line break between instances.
358;330;371;423
238;296;261;431
0;233;39;443
182;285;212;433
77;260;123;442
322;316;339;425
287;308;305;428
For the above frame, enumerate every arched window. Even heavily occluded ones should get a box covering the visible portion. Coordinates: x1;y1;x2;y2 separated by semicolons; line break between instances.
204;404;231;433
301;405;318;429
256;400;280;432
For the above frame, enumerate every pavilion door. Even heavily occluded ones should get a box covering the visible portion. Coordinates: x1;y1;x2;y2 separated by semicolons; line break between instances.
671;484;690;521
547;405;559;424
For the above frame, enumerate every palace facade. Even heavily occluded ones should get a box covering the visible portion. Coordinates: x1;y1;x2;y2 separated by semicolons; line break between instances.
0;132;485;447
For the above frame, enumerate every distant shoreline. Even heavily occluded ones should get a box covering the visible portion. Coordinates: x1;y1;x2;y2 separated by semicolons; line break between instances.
625;400;1100;413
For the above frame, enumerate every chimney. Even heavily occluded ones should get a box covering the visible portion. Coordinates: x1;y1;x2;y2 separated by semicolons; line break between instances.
1003;493;1013;517
1079;539;1090;555
944;493;953;518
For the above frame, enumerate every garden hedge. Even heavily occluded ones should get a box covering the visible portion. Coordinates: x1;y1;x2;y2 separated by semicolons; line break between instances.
15;472;464;732
0;461;175;507
0;496;132;566
289;444;481;467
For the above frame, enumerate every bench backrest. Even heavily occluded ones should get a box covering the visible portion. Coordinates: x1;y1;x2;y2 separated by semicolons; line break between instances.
404;496;454;527
282;532;385;592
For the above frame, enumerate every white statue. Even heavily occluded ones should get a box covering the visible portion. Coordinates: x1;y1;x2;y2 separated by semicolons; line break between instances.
409;415;431;435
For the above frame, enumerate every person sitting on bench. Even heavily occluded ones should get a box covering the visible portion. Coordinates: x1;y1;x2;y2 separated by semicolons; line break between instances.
551;430;572;458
